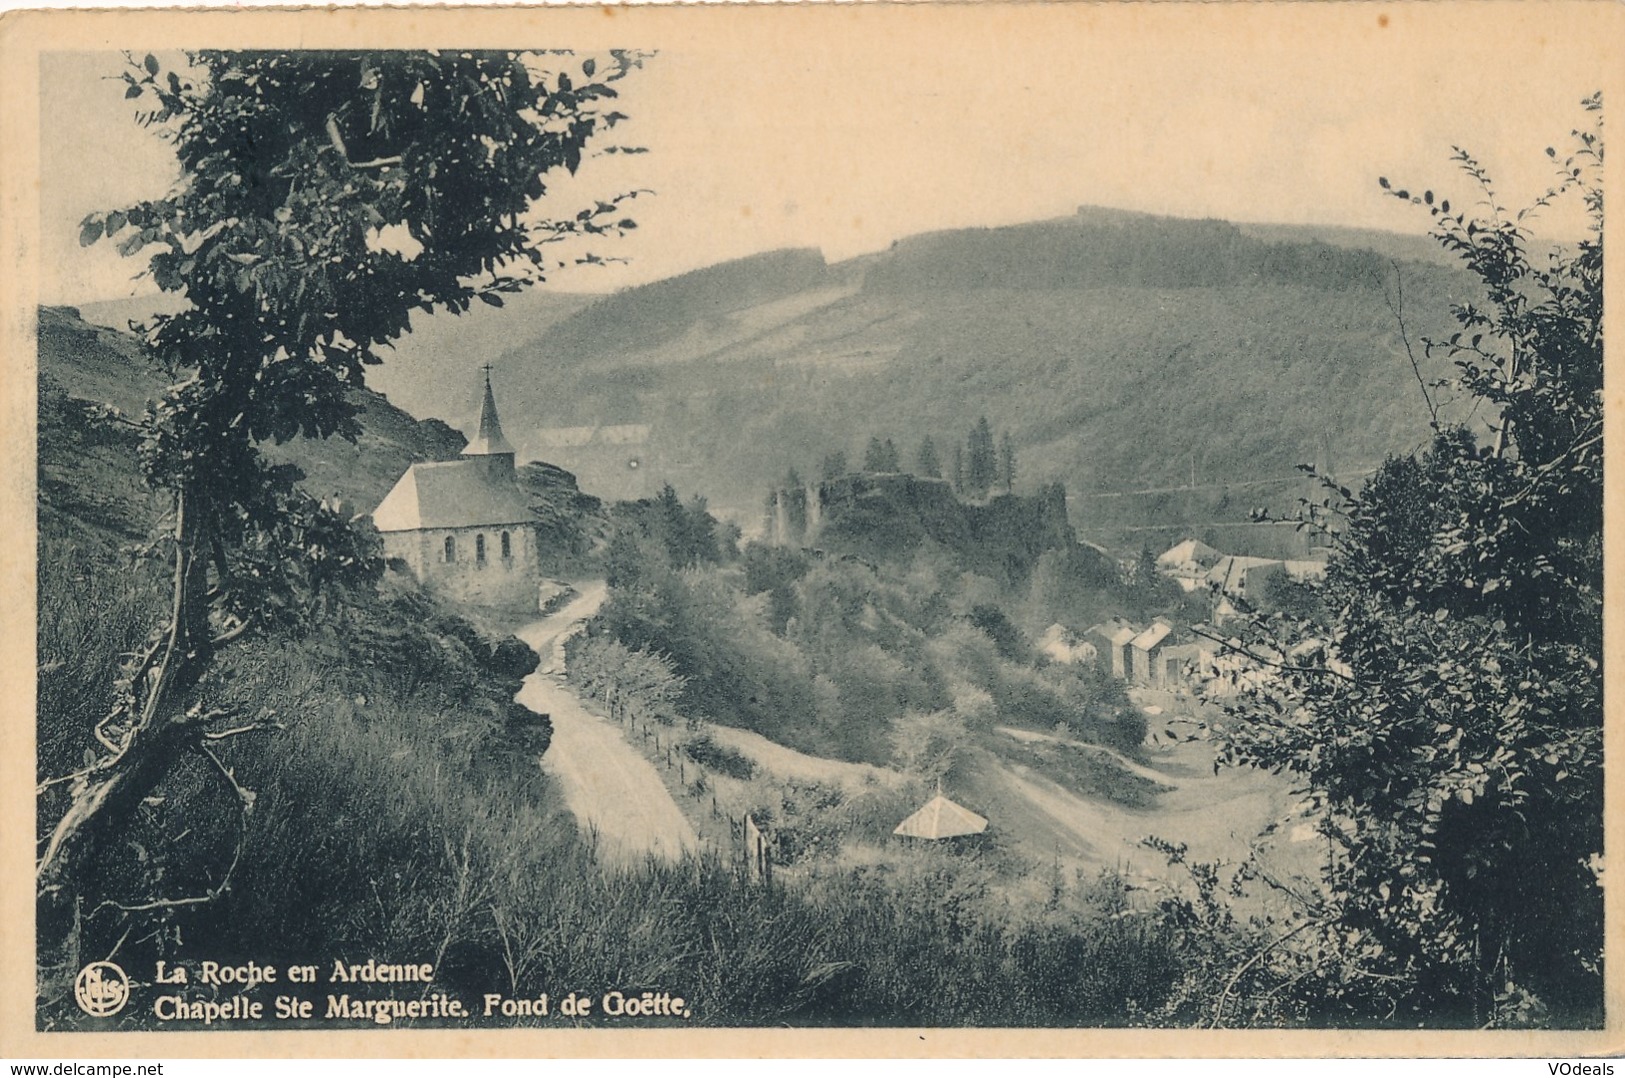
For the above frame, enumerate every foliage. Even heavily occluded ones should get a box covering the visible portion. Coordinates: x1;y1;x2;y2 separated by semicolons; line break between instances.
45;551;1187;1031
889;709;972;782
566;633;686;727
598;530;1137;768
967;602;1029;663
965;416;997;499
1214;99;1603;1026
606;483;731;580
680;732;756;781
862;436;901;473
36;535;540;1023
1118;544;1187;620
740;540;812;634
42;48;645;954
915;436;942;479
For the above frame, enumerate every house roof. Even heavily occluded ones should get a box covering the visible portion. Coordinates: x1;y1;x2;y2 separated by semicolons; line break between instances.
893;794;989;839
1130;622;1173;652
1158;538;1223;569
1108;624;1141;647
372;459;534;532
1206;555;1285;593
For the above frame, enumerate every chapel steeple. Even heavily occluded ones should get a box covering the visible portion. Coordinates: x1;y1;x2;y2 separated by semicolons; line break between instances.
463;364;517;459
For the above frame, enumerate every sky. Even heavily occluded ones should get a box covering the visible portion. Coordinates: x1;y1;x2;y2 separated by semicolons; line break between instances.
35;4;1611;304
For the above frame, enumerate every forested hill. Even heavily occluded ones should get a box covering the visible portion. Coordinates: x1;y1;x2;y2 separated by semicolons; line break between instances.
69;208;1478;533
413;207;1477;524
865;212;1406;293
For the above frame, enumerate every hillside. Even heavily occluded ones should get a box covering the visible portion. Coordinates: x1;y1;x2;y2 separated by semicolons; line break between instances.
37;304;591;523
74;289;594;445
400;209;1478;540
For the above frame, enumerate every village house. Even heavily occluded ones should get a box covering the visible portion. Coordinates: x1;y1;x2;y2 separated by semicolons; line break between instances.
1205;554;1328;623
371;371;543;609
1129;618;1177;683
1155;639;1217;689
1084;618;1140;679
1155;537;1224;591
1038;623;1097;665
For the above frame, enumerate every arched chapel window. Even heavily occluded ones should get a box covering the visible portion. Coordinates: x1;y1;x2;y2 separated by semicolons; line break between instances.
476;534;487;564
501;531;512;559
444;535;456;563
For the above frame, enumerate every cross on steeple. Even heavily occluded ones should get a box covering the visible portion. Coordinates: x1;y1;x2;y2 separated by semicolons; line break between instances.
463;362;516;458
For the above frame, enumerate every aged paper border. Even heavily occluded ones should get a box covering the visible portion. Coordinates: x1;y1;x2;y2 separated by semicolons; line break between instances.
1;0;1622;1059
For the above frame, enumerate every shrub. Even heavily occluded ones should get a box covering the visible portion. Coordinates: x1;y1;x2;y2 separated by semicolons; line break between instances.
683;732;756;780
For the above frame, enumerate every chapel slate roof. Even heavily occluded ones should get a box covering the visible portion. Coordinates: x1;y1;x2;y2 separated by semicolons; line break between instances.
372;459;534;532
462;375;517;457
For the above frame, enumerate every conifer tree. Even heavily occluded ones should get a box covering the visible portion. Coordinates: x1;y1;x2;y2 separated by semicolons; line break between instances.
965;417;997;499
863;436;889;473
916;435;942;479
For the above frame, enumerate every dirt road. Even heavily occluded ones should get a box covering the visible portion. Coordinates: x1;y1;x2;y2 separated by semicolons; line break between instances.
513;583;700;866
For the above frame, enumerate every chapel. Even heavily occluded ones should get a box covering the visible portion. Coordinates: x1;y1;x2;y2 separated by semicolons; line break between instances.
372;370;542;608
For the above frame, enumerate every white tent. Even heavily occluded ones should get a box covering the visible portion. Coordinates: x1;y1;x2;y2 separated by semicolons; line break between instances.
893;793;989;840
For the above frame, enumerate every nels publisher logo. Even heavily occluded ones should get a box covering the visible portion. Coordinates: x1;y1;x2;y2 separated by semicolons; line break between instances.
74;961;130;1017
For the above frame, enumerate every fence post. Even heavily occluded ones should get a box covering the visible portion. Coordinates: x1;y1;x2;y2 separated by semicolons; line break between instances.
743;813;769;886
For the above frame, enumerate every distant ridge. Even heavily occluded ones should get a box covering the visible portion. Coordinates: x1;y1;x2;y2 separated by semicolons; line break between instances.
439;208;1475;522
537;247;837;358
56;206;1481;540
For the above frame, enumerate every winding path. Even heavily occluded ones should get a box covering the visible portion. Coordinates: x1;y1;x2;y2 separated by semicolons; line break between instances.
513;583;699;866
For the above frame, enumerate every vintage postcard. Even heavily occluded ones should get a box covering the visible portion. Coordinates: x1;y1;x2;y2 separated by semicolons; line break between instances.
1;0;1622;1059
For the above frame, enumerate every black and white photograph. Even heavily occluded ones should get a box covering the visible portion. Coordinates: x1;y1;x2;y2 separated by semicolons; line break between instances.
2;1;1617;1054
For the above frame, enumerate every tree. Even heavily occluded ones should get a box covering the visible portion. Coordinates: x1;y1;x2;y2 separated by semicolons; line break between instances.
915;436;942;479
1215;98;1603;1025
820;449;849;482
41;51;645;931
965;417;996;499
952;443;965;495
998;431;1017;493
862;435;895;473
